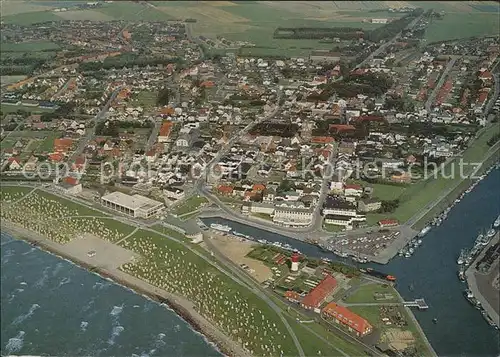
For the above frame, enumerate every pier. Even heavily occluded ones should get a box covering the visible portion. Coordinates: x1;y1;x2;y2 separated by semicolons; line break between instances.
403;298;429;310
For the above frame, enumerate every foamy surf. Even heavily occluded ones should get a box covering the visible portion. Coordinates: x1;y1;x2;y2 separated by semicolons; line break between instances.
12;304;40;326
107;325;125;346
58;277;71;288
80;321;89;332
4;330;25;355
34;267;50;288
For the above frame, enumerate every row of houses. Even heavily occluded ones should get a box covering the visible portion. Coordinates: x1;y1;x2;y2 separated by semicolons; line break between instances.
284;274;373;337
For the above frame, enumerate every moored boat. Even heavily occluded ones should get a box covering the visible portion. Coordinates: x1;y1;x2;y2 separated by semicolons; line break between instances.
494;215;500;228
210;223;232;232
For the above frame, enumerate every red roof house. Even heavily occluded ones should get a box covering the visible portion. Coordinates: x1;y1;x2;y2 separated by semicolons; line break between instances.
301;274;337;311
322;302;373;336
378;219;399;228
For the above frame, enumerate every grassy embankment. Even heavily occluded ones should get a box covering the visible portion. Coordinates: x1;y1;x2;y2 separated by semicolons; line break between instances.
173;195;209;217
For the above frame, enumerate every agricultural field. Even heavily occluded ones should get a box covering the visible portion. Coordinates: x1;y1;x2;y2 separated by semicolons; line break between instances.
0;41;60;52
119;228;299;357
0;188;135;244
423;12;500;43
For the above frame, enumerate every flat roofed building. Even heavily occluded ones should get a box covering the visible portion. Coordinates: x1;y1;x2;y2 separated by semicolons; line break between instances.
101;191;164;219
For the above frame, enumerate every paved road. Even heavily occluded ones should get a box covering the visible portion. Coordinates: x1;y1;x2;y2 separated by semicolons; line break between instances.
424;56;459;113
145;76;180;152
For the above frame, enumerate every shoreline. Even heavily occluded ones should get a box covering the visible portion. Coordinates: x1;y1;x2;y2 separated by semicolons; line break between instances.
1;221;252;357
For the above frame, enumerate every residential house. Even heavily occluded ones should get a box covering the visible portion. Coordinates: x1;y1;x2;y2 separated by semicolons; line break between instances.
357;198;382;213
322;302;373;337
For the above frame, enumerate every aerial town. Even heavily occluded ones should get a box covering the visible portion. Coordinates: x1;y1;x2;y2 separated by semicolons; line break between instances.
1;2;499;357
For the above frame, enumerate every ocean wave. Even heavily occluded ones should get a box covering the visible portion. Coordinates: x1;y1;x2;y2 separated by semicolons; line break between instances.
21;247;37;256
58;277;71;288
80;321;89;332
92;281;111;291
34;267;50;288
4;331;25;355
107;325;125;346
12;304;40;326
110;304;124;318
52;262;64;277
81;298;95;313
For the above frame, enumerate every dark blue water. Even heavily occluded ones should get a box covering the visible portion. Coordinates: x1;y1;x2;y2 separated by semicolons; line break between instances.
0;234;223;357
205;167;500;356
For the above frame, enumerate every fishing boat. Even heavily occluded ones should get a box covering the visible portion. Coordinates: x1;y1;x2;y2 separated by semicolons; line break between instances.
487;228;496;238
210;223;232;232
494;215;500;228
432;318;438;324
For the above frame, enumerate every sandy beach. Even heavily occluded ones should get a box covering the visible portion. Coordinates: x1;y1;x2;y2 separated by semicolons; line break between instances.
1;220;252;357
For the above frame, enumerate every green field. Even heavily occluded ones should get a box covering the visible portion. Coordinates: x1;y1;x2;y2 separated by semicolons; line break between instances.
37;132;61;153
1;41;60;52
0;104;56;115
96;2;174;21
1;75;27;86
344;283;397;303
1;11;64;25
424;13;500;43
173;195;209;216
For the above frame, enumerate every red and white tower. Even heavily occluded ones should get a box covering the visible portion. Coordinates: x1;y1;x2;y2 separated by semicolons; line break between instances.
290;251;300;272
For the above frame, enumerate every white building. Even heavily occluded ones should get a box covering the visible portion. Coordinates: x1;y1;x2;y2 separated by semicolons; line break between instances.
273;206;313;227
101;191;164;218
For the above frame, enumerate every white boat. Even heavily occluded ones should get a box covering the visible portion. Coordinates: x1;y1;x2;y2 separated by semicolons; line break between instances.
257;239;268;244
487;229;496;238
419;226;431;237
210;223;232;232
494;215;500;228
